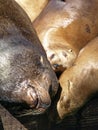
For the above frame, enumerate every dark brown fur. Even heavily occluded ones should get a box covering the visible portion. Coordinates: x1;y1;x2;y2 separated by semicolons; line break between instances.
0;0;58;114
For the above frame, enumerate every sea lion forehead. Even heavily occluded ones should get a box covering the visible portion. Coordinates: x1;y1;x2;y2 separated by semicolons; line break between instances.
0;36;44;68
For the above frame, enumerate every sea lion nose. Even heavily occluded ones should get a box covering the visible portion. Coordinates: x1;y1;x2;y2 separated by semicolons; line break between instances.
53;64;60;70
22;78;52;114
31;88;51;115
27;87;38;108
23;86;38;108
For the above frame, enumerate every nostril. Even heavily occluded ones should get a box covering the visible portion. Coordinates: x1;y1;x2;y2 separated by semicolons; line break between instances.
22;85;38;108
53;64;60;70
29;89;38;107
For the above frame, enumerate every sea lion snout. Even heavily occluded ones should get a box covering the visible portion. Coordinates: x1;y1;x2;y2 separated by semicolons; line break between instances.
14;79;51;114
32;86;51;114
47;48;76;73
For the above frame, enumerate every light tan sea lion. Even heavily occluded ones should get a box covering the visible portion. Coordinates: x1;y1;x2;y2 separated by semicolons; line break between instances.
33;0;98;72
55;37;98;120
15;0;49;22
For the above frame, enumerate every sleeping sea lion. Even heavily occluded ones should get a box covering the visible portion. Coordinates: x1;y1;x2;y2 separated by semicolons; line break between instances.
15;0;49;22
0;0;58;114
33;0;98;73
51;37;98;121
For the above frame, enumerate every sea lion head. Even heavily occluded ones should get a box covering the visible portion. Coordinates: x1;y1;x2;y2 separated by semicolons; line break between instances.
0;0;58;114
0;35;58;114
33;0;77;73
41;27;77;73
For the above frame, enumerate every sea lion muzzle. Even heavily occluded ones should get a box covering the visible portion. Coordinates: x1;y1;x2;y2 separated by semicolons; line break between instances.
31;86;51;114
14;80;51;114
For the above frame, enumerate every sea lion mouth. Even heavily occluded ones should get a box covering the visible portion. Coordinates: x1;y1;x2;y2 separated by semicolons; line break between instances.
32;88;51;115
28;84;51;115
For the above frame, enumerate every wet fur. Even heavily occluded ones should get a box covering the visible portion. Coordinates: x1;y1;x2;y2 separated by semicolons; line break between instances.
0;0;58;114
33;0;98;72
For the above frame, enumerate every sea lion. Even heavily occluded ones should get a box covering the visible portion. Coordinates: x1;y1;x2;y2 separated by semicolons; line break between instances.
0;0;58;114
15;0;49;22
51;37;98;121
33;0;98;72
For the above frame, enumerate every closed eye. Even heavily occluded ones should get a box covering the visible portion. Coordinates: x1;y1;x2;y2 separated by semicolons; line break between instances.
60;0;66;2
62;52;67;57
49;54;55;60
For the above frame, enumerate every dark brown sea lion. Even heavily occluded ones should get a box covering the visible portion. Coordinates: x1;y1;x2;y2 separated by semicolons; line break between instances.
0;0;58;114
15;0;49;22
51;37;98;121
33;0;98;73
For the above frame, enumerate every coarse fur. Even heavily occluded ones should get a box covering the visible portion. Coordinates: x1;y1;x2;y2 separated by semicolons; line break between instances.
0;0;58;114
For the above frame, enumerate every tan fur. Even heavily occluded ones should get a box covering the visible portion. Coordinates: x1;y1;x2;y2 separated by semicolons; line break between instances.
56;37;98;119
33;0;98;72
15;0;49;22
